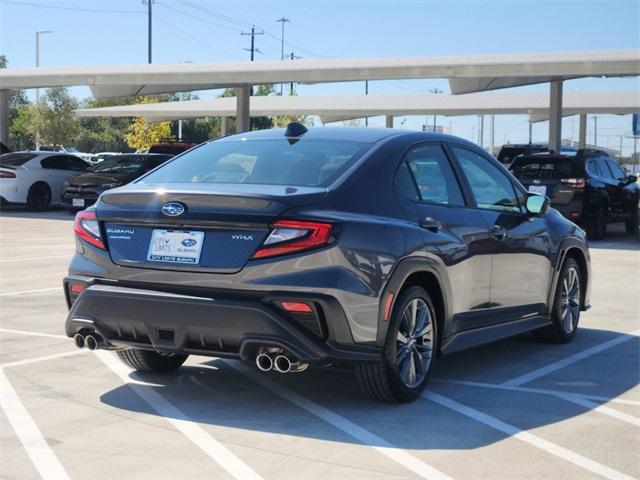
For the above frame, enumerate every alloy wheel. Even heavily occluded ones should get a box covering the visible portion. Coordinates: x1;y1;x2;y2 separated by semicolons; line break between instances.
395;298;434;388
560;266;581;334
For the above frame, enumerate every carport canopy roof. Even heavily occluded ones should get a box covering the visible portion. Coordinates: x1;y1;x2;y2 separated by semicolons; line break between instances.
73;91;640;123
1;49;639;97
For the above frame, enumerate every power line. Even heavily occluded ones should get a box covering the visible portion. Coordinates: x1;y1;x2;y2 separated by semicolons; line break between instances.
156;1;239;32
0;0;142;14
179;0;251;28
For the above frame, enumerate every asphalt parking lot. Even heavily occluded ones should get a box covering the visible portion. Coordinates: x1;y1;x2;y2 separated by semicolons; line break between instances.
0;209;638;480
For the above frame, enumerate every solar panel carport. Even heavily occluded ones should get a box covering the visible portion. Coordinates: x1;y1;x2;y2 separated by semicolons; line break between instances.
1;49;639;150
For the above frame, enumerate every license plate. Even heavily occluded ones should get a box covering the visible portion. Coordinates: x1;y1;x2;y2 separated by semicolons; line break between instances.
528;185;547;196
147;230;204;264
72;198;85;207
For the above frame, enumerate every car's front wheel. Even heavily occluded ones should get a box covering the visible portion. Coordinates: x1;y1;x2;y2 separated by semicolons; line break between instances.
356;286;437;402
534;258;582;343
116;348;188;373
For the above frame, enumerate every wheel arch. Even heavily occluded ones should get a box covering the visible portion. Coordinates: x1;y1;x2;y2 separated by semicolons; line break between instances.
550;240;591;312
377;256;452;350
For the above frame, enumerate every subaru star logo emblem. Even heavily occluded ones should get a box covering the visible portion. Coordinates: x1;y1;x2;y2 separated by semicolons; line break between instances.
161;202;186;217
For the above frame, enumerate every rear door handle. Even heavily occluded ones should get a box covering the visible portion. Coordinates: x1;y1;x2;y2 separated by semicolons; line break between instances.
491;225;507;240
420;217;442;232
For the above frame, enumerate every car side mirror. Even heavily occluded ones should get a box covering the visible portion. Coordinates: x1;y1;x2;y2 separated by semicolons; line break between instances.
525;193;549;216
625;175;637;185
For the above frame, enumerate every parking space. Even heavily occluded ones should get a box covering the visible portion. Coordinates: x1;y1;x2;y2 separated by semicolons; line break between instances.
1;211;638;480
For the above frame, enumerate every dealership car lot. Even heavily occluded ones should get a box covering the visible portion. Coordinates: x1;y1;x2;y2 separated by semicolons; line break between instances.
0;210;638;480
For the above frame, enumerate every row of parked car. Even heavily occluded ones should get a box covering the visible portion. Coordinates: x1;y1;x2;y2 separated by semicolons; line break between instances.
497;144;639;240
0;143;196;211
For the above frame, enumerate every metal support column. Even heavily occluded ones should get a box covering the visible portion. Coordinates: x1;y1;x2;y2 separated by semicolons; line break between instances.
385;115;393;128
220;116;228;136
548;80;563;153
0;90;9;146
236;86;251;133
578;113;587;149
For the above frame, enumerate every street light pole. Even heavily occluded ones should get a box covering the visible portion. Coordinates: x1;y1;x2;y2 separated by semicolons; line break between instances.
276;17;290;95
429;87;443;132
35;30;53;150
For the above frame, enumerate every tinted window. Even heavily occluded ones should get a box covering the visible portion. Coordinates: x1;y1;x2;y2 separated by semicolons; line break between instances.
453;146;521;213
596;157;612;179
510;157;580;179
90;155;148;174
41;155;73;170
586;159;603;177
139;139;371;187
67;156;90;171
401;144;464;206
606;159;625;181
0;153;37;166
394;162;419;201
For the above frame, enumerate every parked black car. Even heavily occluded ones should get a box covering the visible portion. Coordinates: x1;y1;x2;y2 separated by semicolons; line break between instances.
510;150;639;240
62;153;172;210
497;143;577;165
64;125;591;403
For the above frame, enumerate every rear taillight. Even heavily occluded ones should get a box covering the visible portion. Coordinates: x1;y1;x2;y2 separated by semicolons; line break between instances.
0;170;16;179
74;210;105;250
561;177;586;188
252;220;333;259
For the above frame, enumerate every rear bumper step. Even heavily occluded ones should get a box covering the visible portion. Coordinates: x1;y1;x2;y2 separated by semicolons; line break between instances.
64;281;381;365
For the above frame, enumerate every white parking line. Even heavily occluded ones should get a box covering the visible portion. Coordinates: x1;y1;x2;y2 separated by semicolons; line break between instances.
435;379;640;427
225;360;453;480
0;368;70;480
0;287;61;297
95;351;264;480
0;328;67;340
437;379;640;407
0;350;87;369
0;254;72;263
502;329;640;387
425;391;635;480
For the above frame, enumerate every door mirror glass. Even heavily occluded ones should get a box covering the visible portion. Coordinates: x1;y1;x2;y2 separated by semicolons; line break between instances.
525;193;549;215
625;175;637;185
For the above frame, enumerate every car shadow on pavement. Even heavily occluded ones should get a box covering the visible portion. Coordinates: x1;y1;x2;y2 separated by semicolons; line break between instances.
587;223;639;251
99;326;638;451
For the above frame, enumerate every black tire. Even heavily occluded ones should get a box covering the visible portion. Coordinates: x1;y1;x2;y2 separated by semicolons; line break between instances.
116;348;188;373
356;286;438;403
625;216;639;238
586;204;607;240
533;258;582;344
26;182;51;211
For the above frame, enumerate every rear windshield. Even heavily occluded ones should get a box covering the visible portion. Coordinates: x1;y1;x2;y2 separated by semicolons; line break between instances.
510;157;582;179
138;139;372;187
90;155;152;174
0;153;37;167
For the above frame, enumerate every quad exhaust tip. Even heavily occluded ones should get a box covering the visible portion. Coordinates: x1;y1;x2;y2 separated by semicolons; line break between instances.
73;333;85;349
85;335;98;351
256;353;273;372
273;355;292;373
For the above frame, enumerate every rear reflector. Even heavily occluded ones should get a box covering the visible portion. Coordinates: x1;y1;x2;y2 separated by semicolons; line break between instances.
570;212;581;220
69;283;85;294
253;220;333;259
281;301;313;313
74;210;106;250
384;293;395;320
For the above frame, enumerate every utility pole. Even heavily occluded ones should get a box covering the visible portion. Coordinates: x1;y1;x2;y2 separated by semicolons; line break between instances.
276;17;290;95
142;0;154;63
365;80;369;127
429;87;443;132
528;121;533;144
35;30;53;150
242;26;264;62
288;52;301;94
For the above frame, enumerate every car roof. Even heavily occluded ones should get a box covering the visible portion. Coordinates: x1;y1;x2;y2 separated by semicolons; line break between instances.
218;126;468;145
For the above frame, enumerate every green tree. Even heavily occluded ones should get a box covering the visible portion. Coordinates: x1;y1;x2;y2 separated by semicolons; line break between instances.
272;90;311;128
124;97;175;151
76;97;138;153
1;55;35;149
31;87;80;146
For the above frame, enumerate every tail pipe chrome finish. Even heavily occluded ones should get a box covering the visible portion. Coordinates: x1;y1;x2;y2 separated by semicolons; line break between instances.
256;353;273;372
73;333;85;349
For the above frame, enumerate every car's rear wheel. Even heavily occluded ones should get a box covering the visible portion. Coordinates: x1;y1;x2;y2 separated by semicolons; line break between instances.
26;183;51;211
116;348;188;373
625;216;639;239
533;258;581;344
586;204;607;240
356;286;437;402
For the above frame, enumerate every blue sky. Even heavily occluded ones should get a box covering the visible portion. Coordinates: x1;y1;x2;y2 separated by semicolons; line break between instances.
1;0;639;153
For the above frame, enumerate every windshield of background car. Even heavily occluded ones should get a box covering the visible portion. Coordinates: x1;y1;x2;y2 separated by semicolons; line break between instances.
510;157;582;179
137;139;372;187
89;156;145;174
0;153;37;166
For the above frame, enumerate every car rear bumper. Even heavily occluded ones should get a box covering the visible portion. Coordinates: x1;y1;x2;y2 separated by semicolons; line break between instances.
63;277;382;366
0;181;25;203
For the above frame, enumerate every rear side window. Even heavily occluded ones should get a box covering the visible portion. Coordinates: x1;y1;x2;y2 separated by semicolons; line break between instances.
0;153;37;166
138;139;371;187
586;159;603;177
453;146;522;213
606;159;625;181
398;144;464;206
